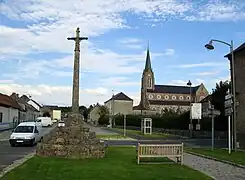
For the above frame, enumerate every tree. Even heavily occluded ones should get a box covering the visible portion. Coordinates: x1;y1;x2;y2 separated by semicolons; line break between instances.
43;112;51;117
98;105;109;125
211;80;231;131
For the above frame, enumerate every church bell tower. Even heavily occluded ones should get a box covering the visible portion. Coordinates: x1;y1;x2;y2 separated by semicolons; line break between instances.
139;43;155;109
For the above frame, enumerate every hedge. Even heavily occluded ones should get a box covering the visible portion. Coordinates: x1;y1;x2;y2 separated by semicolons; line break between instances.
98;111;226;131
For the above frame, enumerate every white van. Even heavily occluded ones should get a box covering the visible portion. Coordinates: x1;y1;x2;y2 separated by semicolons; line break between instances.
9;122;43;147
36;117;53;127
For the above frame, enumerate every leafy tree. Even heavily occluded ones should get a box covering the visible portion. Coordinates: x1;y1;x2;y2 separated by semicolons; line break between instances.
211;80;231;131
43;112;51;117
98;105;109;125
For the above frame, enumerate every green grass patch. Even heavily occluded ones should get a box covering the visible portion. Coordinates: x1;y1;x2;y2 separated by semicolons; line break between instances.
185;148;245;165
2;147;212;180
114;128;171;138
96;134;134;140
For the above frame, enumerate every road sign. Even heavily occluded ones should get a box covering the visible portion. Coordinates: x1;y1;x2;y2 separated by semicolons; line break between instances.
202;109;220;117
225;107;233;116
224;99;233;108
225;94;232;100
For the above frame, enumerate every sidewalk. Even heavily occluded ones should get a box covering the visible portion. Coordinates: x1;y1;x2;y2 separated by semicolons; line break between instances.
0;130;12;142
184;153;245;180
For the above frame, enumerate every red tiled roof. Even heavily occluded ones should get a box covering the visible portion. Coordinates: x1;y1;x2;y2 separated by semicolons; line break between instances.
0;93;21;109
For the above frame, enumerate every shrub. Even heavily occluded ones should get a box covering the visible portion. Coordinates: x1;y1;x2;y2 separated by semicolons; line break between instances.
98;115;109;125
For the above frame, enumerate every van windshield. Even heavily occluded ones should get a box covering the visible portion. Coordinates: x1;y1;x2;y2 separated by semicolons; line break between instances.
14;126;34;133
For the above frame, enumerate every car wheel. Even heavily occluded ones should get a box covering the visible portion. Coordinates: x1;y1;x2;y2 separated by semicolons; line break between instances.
10;143;15;147
31;139;36;146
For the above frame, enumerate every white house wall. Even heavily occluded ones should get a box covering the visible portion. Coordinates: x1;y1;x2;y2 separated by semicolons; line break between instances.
28;100;40;112
0;106;19;124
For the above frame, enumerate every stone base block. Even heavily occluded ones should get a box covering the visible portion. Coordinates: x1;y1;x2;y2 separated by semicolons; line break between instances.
36;143;106;159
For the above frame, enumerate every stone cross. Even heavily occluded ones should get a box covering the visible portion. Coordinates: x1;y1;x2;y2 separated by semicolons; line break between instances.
67;27;88;114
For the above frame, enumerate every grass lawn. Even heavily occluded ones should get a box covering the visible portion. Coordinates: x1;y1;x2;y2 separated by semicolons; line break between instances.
185;148;245;165
2;147;212;180
96;134;136;140
114;128;171;138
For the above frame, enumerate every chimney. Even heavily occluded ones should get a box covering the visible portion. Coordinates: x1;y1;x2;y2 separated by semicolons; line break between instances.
10;92;19;100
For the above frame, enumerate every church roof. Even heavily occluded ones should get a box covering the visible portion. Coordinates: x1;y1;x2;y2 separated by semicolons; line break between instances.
104;92;133;103
144;45;152;70
147;84;200;94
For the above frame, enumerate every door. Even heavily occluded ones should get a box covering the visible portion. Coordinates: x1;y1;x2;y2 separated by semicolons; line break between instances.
34;126;40;142
0;112;2;123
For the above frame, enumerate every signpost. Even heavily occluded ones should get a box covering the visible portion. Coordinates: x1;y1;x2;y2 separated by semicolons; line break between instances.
123;114;126;137
202;101;220;150
225;90;233;154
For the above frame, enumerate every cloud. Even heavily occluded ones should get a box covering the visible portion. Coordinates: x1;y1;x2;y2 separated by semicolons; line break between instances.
163;48;175;56
185;1;245;22
173;62;228;68
0;82;140;106
98;77;140;87
190;71;220;76
118;38;144;49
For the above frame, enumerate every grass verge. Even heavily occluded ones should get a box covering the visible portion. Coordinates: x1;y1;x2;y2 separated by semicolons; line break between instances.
114;128;171;138
96;134;136;140
185;148;245;165
2;147;212;180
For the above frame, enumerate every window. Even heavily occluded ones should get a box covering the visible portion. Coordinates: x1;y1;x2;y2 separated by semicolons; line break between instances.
14;126;34;133
0;112;2;123
147;77;152;88
164;95;169;100
172;95;176;100
157;95;161;99
179;96;183;100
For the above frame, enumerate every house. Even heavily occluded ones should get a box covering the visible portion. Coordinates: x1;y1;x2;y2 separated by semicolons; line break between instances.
88;104;100;125
0;93;21;129
133;46;209;115
224;42;245;149
10;93;40;121
104;92;133;115
40;105;61;120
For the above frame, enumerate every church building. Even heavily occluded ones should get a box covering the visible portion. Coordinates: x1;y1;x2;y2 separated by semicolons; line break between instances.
133;46;209;114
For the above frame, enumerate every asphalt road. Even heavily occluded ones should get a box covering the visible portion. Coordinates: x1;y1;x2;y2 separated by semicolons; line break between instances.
0;126;55;172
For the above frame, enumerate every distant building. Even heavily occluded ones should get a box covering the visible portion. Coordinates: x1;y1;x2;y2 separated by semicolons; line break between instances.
225;42;245;149
10;93;40;121
0;93;21;128
133;46;209;115
88;104;100;125
104;92;133;115
40;105;61;120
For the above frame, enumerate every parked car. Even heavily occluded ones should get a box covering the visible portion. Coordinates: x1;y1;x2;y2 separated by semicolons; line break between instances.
9;122;43;147
36;117;53;127
58;120;65;127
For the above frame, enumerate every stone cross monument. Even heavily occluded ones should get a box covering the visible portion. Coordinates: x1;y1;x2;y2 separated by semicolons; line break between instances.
67;27;88;114
36;28;105;159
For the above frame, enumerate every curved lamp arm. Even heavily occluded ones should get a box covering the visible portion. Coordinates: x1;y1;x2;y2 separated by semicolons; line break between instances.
210;39;231;47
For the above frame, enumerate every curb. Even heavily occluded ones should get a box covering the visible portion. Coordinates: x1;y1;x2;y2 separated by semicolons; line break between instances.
185;151;245;169
0;152;35;178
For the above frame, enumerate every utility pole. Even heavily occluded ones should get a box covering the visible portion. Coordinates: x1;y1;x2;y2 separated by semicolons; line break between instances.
67;27;88;114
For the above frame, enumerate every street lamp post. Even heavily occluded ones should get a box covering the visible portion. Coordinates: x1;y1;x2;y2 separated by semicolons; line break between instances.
205;39;237;151
187;80;193;138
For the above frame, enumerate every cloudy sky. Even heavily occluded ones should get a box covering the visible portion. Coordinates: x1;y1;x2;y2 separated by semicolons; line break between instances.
0;0;245;107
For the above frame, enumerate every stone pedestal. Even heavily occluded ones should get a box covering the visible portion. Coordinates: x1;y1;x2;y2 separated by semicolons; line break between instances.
36;114;106;159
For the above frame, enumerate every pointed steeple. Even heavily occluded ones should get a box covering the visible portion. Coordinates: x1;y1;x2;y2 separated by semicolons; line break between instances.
144;41;152;71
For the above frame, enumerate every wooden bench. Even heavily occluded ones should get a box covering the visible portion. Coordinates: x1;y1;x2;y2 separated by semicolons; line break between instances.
137;143;184;165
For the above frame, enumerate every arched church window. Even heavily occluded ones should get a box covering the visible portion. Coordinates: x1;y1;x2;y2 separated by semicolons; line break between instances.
147;77;152;88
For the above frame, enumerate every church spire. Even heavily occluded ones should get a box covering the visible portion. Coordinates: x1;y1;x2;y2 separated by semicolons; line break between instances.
144;41;152;71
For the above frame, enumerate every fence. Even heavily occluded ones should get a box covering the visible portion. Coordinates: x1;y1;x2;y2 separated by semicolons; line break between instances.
115;125;228;139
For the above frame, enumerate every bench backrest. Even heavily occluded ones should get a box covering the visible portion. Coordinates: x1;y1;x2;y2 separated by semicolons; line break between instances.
138;143;183;157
